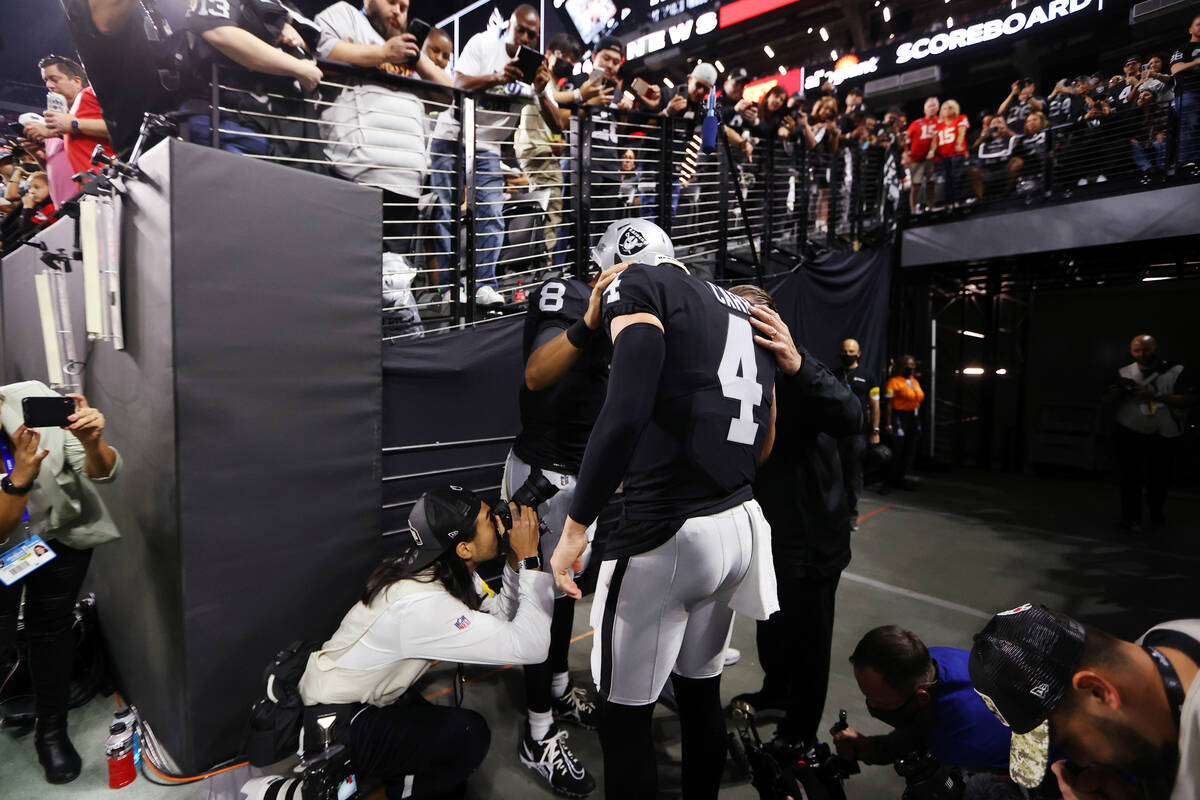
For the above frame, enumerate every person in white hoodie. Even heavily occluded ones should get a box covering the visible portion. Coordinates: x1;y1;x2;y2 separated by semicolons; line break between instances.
298;484;557;799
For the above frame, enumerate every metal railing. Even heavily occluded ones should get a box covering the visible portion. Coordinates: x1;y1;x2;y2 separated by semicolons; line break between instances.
186;61;904;337
905;97;1195;220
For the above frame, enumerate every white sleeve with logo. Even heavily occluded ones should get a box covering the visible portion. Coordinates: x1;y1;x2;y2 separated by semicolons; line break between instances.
397;568;554;666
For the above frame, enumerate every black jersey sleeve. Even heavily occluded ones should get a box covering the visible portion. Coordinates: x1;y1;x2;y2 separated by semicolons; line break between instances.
187;0;287;41
601;265;666;334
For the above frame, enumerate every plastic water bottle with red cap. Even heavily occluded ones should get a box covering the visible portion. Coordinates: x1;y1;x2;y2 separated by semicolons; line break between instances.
106;721;137;788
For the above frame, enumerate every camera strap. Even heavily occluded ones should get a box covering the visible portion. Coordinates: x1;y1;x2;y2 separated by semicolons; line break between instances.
1144;645;1186;730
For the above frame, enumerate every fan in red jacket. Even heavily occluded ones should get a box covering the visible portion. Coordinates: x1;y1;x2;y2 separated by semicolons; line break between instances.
932;98;969;206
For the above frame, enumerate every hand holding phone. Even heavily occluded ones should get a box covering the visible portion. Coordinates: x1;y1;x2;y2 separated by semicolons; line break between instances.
631;77;650;97
22;396;75;429
516;45;544;85
407;18;432;53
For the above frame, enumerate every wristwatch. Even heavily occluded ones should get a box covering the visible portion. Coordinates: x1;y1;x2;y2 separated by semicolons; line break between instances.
517;555;542;572
70;119;80;134
1;474;33;495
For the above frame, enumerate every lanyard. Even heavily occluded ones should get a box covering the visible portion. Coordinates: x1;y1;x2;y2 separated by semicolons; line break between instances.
0;433;31;524
1144;645;1186;730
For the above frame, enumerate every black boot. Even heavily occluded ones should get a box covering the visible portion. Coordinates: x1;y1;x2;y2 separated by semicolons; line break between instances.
35;714;82;784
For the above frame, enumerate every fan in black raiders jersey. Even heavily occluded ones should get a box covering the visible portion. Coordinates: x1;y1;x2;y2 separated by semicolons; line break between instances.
549;255;782;800
505;218;675;797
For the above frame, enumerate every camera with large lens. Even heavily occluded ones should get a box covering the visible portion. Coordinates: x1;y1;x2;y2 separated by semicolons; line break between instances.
492;472;560;535
894;750;964;800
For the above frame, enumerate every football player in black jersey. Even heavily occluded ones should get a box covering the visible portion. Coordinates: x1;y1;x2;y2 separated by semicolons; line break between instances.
549;255;781;800
507;218;676;796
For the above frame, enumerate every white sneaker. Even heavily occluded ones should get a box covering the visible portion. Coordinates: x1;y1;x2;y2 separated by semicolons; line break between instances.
724;647;741;667
475;285;505;306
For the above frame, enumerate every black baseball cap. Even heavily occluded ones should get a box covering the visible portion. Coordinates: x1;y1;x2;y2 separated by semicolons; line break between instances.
596;36;623;56
396;486;483;571
726;67;750;85
968;604;1086;787
1124;54;1142;66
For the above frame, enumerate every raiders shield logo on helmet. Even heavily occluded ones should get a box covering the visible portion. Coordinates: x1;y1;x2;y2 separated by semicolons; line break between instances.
618;226;648;257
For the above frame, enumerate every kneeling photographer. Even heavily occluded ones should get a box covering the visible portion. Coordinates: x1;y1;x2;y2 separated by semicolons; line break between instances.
834;626;1048;800
297;485;555;799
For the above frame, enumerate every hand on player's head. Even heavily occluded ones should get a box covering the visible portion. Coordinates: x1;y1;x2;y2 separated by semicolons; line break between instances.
748;305;803;375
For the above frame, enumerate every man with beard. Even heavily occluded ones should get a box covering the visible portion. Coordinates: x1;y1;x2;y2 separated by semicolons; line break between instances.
1104;335;1195;533
315;0;451;256
832;626;1028;800
969;604;1200;800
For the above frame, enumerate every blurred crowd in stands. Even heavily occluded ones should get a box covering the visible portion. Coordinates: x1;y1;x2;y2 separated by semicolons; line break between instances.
3;2;1200;329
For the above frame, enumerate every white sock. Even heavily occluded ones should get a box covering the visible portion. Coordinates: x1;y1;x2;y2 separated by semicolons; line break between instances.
529;709;553;741
551;671;570;699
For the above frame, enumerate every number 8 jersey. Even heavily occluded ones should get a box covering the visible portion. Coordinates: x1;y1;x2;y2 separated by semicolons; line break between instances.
601;264;776;536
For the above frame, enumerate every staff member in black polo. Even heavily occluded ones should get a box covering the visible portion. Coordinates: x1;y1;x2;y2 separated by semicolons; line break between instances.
834;338;880;527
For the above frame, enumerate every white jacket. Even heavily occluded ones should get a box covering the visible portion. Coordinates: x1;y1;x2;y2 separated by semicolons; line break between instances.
299;564;554;707
315;2;429;198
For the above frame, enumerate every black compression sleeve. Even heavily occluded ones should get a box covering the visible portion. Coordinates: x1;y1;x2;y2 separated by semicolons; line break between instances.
565;318;594;348
567;323;665;526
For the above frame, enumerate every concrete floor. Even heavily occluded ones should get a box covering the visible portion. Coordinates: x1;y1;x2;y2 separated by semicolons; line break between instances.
2;467;1197;800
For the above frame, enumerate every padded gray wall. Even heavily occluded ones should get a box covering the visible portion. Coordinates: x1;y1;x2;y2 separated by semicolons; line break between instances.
901;184;1200;267
5;140;383;772
0;218;87;385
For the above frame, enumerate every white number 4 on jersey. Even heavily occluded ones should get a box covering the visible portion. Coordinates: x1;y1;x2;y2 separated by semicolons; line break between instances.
718;315;762;445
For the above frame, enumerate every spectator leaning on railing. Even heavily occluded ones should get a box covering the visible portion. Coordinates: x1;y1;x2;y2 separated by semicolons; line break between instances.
180;0;324;154
314;0;452;257
1139;54;1175;104
1114;55;1144;107
21;56;113;208
428;5;559;308
1170;12;1200;169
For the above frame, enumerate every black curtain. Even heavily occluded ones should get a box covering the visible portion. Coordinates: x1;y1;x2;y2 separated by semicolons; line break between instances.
381;319;525;540
767;247;894;381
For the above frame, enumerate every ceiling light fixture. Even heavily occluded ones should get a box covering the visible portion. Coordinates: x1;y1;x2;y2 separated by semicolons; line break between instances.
763;44;775;57
819;26;829;41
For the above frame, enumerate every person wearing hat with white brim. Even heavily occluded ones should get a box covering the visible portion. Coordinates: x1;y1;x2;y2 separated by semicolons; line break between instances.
298;486;568;799
969;603;1200;800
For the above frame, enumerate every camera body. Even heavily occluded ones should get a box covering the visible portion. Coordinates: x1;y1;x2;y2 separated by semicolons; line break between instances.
302;743;358;800
894;750;964;800
492;472;559;531
729;704;856;800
